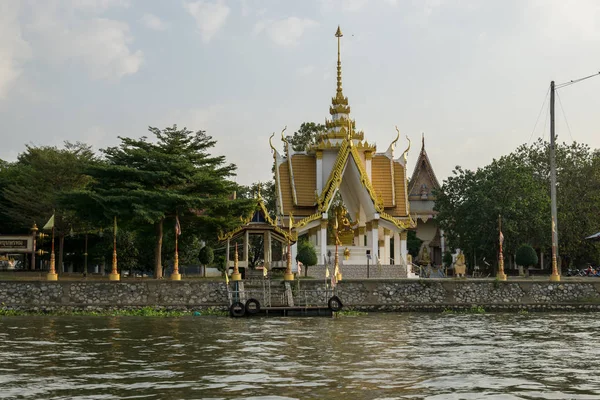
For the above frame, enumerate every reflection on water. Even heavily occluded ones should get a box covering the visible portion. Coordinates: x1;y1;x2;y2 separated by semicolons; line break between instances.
1;313;600;399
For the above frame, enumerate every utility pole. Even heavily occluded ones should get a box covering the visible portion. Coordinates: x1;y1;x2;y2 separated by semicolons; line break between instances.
549;81;560;281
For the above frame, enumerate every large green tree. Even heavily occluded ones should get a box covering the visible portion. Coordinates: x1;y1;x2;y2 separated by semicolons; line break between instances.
435;139;600;271
63;125;253;278
0;142;97;269
290;122;325;152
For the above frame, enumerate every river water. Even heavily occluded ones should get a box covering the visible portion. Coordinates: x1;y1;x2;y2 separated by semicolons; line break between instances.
1;313;600;399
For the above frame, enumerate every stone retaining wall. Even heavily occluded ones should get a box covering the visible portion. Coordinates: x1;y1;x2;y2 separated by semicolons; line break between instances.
307;264;407;279
2;279;600;311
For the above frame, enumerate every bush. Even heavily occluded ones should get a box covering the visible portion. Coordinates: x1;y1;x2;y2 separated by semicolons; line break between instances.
516;244;538;268
296;240;317;277
198;246;214;266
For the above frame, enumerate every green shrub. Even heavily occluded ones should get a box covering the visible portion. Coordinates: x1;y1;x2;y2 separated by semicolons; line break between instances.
516;244;538;268
296;240;317;277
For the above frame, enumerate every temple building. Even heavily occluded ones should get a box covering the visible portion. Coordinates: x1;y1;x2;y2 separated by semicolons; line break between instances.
270;26;414;273
408;136;444;266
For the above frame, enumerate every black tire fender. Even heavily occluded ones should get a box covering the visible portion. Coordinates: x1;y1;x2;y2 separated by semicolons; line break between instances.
328;295;343;312
245;298;261;314
230;301;246;317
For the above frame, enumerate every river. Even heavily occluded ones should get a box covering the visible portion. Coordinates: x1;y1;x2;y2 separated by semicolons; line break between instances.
1;313;600;399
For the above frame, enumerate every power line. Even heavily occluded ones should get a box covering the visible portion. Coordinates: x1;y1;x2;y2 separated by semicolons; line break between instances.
527;86;550;147
556;90;575;143
555;71;600;89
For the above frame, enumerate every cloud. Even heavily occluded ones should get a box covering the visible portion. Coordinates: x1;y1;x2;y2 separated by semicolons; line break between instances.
320;0;369;12
0;2;32;99
184;0;230;43
529;0;600;41
141;13;167;31
69;0;130;12
72;19;143;79
26;3;143;80
296;65;315;77
256;17;318;47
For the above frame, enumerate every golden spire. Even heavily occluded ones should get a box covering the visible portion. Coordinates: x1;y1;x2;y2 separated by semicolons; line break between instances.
336;25;343;97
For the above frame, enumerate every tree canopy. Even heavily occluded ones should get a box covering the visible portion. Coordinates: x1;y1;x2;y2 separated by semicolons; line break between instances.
62;125;253;278
435;139;600;271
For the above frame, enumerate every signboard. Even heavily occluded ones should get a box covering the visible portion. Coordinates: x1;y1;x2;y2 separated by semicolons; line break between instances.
0;235;33;253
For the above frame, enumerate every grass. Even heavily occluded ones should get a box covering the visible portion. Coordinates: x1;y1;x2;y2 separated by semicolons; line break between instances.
336;310;368;317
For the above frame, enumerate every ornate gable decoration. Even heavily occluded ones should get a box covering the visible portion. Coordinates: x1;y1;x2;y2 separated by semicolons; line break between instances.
409;135;440;200
218;196;295;242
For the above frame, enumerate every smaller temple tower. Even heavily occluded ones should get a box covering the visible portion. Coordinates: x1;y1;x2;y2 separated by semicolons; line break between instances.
408;135;443;266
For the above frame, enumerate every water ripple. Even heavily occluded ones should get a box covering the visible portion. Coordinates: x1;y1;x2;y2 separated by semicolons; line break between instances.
1;314;600;399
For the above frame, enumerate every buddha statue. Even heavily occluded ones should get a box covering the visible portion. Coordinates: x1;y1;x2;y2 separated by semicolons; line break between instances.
420;246;431;266
454;251;466;277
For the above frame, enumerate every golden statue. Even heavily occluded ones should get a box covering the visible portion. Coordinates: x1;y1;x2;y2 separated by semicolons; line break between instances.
419;246;431;266
454;251;466;277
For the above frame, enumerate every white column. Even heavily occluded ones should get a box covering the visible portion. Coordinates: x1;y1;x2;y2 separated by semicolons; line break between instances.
264;231;271;269
383;229;391;265
291;242;298;273
400;231;408;264
440;229;445;255
393;231;401;265
370;222;379;263
320;220;327;265
359;226;366;247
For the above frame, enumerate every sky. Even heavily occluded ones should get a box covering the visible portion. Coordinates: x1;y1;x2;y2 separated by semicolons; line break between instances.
1;0;600;186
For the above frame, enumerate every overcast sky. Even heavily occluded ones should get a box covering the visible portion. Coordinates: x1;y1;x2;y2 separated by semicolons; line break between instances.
1;0;599;186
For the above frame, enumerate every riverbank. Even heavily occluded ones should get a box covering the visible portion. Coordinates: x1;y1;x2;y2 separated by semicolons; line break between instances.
2;278;600;313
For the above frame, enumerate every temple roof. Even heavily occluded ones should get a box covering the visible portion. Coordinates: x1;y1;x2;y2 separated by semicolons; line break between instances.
408;135;440;202
270;26;414;231
218;196;295;243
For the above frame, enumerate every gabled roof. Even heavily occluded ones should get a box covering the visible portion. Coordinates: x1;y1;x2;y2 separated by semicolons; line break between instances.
317;138;384;213
408;135;441;200
218;196;295;243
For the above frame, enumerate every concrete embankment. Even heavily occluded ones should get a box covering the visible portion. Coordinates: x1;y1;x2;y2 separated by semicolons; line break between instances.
2;279;600;312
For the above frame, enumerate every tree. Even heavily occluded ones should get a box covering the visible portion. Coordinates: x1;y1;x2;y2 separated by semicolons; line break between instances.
516;244;538;268
1;142;98;269
443;251;453;267
435;139;600;271
290;122;325;152
63;125;253;278
407;230;423;257
296;239;317;277
198;245;214;277
435;152;550;270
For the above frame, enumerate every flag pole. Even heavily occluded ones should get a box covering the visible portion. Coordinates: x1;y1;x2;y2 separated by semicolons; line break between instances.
109;216;120;281
47;225;58;281
171;213;182;280
497;214;507;281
